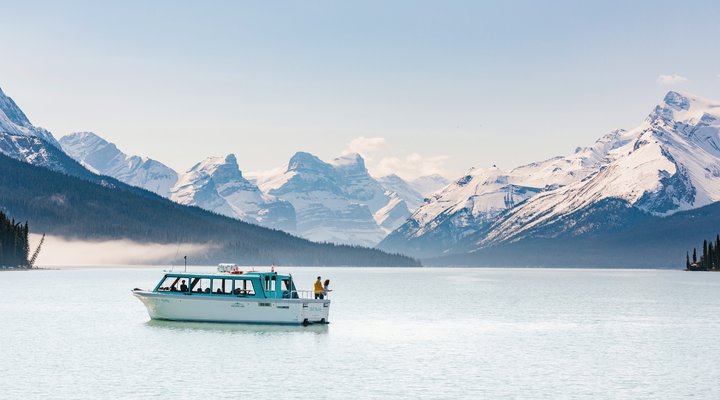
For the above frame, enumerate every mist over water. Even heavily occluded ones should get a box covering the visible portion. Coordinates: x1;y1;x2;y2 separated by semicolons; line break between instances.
30;234;212;266
2;267;719;399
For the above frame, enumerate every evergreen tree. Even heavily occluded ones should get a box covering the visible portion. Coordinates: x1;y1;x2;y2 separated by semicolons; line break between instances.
693;248;697;264
703;240;708;270
709;242;715;270
686;252;691;269
715;234;720;270
0;212;31;268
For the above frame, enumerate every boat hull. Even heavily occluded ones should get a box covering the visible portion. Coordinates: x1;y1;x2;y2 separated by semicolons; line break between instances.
132;291;330;325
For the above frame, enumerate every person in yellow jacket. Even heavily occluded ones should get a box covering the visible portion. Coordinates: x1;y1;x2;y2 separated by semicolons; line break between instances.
314;276;324;299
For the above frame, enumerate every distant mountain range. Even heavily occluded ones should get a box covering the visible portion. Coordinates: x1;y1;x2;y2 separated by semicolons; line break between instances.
380;91;720;267
56;132;448;247
4;82;719;268
0;86;417;266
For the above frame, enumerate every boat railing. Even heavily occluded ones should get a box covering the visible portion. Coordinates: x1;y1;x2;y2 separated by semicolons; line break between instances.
288;290;321;300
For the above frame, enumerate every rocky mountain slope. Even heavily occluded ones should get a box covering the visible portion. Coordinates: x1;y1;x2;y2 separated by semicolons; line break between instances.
60;132;178;196
381;92;720;265
170;154;296;232
0;87;91;177
254;152;397;246
0;152;418;266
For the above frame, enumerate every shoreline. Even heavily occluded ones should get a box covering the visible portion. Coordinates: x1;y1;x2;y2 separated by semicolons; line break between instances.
3;265;690;271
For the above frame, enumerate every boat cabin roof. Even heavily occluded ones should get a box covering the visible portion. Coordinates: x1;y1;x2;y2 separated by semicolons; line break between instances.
152;271;300;299
162;271;290;280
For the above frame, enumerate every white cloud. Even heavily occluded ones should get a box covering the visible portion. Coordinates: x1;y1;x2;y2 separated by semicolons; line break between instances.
657;74;688;85
347;136;386;154
373;153;451;179
343;136;449;180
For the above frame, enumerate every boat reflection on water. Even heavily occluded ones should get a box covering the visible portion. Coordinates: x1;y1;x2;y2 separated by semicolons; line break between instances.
144;319;329;335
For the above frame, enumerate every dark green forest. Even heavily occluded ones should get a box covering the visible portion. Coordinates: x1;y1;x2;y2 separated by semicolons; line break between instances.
0;153;419;266
0;212;29;268
686;235;720;271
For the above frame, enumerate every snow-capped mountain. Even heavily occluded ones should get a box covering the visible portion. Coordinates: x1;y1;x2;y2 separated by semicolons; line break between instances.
377;174;425;210
254;152;388;245
0;86;88;176
379;166;546;255
59;132;178;197
409;174;451;197
170;154;296;232
0;87;60;148
381;91;720;259
481;91;720;246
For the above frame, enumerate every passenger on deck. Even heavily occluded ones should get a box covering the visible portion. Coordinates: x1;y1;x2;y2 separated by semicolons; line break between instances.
323;279;332;297
204;287;211;293
180;280;188;292
216;287;223;294
314;276;324;299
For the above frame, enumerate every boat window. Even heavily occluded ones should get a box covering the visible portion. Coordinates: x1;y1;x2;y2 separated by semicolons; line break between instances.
158;276;180;292
191;278;211;294
265;275;276;292
212;278;233;294
233;279;255;296
281;279;296;298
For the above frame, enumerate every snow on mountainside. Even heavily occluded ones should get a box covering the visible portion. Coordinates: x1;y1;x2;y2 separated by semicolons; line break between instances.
377;174;425;211
170;154;296;232
0;87;60;148
252;152;422;245
379;132;635;255
381;91;720;258
0;86;88;176
60;132;178;197
481;91;720;246
409;174;450;197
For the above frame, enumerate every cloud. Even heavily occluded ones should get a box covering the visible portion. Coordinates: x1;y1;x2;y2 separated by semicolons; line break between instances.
343;136;449;180
347;136;386;154
657;74;688;85
373;153;451;179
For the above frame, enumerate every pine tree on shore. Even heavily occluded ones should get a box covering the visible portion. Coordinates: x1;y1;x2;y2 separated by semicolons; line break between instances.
686;252;691;269
693;248;697;264
709;242;715;270
0;212;30;268
703;240;708;270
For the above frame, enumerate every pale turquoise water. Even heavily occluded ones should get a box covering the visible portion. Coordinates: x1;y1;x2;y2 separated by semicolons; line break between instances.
1;267;719;399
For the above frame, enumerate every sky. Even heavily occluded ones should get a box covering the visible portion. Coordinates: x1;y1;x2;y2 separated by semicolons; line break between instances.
1;0;720;180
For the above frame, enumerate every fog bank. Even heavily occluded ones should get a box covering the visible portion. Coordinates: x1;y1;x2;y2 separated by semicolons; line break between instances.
30;234;213;267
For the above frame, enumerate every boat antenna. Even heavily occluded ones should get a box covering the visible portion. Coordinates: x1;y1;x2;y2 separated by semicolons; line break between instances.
184;255;187;272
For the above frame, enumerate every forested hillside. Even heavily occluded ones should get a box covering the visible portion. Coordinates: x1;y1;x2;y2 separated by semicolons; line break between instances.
0;212;29;268
0;154;419;266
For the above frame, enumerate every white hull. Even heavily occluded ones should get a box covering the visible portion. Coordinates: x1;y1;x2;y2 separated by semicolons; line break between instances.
133;291;330;325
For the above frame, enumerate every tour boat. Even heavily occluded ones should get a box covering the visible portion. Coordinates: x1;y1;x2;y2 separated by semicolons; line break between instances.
132;268;330;325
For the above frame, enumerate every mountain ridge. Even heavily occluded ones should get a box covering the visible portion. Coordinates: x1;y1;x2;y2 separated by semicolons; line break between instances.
380;91;720;266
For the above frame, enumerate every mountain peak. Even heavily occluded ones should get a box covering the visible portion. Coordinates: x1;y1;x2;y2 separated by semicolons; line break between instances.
62;131;108;145
287;151;332;174
331;152;367;171
648;91;720;125
224;153;238;165
0;85;32;128
662;91;691;111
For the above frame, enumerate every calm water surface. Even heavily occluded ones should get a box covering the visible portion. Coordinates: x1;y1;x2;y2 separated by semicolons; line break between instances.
1;267;719;399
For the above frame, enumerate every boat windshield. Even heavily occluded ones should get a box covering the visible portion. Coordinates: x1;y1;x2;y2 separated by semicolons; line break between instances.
157;276;182;292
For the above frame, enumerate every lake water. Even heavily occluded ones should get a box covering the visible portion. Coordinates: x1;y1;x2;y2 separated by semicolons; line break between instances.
1;267;719;399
